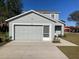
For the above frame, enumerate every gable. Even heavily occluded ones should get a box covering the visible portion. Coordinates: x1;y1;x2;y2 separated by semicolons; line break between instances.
6;10;56;23
9;12;55;24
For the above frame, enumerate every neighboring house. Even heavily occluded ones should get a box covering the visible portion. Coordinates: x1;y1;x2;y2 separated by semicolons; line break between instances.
70;26;79;32
64;26;71;32
5;10;64;42
64;26;79;33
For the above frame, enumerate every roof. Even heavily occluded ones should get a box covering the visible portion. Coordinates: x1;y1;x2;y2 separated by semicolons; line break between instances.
35;10;49;14
65;26;70;28
5;10;64;24
57;20;65;24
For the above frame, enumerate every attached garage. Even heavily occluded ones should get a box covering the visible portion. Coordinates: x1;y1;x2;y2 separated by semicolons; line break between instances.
5;10;64;42
14;25;43;41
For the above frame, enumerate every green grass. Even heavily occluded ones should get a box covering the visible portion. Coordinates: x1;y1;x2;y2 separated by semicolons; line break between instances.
58;33;79;59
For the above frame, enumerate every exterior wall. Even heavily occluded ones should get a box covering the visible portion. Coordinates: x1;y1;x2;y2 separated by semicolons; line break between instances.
41;14;52;19
53;14;59;20
42;14;59;21
9;13;55;41
43;24;55;41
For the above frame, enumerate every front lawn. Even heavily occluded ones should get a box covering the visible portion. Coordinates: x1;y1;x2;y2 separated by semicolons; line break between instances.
58;33;79;59
62;33;79;45
58;46;79;59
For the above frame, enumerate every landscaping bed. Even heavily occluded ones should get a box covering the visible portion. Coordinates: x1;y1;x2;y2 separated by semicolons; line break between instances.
0;32;11;46
0;41;10;46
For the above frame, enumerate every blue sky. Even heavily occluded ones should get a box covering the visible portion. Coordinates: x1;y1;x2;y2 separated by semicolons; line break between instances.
22;0;79;26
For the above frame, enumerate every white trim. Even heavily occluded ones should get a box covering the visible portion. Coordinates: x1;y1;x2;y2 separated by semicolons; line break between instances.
12;23;51;25
12;24;14;40
50;24;52;41
43;38;50;41
12;23;52;41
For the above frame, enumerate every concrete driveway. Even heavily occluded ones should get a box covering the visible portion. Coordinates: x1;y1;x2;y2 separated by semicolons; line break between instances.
0;41;68;59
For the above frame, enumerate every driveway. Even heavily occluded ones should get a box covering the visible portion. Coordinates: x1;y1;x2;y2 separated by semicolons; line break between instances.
0;41;68;59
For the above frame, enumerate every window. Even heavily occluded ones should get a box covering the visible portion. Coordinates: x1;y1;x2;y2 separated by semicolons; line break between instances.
43;25;49;37
55;26;61;31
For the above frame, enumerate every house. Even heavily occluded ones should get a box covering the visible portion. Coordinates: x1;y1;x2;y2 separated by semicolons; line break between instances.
5;10;64;42
64;26;79;33
69;26;79;32
64;26;71;32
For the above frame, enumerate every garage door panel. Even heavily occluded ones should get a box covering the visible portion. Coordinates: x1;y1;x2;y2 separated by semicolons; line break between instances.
14;25;43;41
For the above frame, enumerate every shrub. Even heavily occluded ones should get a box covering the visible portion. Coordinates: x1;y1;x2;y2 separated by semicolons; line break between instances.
0;38;5;42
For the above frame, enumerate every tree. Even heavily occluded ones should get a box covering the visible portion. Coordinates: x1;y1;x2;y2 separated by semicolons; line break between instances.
0;0;7;21
0;0;22;32
68;11;79;26
6;0;22;18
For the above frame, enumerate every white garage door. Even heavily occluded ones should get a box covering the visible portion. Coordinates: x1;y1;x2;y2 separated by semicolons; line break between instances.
14;25;43;41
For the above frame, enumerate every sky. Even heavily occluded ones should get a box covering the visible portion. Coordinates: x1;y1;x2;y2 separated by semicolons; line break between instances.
22;0;79;26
